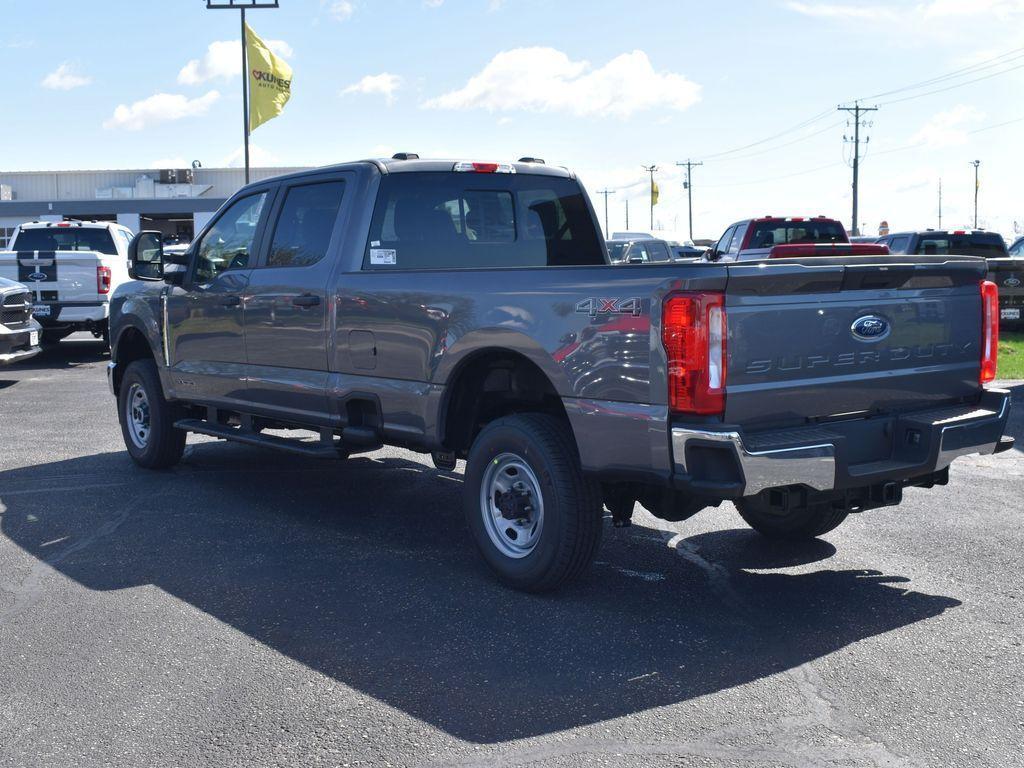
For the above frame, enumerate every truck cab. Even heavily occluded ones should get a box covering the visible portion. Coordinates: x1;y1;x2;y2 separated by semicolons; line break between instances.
878;229;1020;325
706;216;888;262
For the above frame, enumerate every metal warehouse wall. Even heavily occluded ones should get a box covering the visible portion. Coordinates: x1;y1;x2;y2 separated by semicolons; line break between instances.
0;167;308;202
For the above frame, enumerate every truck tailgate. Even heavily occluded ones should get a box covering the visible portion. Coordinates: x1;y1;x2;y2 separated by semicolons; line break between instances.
724;257;987;428
0;249;106;304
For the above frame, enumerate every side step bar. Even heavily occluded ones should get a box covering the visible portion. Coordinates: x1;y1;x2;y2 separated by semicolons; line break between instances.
174;418;345;459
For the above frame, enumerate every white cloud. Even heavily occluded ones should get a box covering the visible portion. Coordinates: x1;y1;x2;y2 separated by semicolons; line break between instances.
104;91;221;131
341;73;403;104
424;0;444;6
327;0;354;21
787;0;1023;21
909;104;985;149
41;63;92;90
221;144;280;167
178;38;293;85
784;2;897;19
423;48;700;118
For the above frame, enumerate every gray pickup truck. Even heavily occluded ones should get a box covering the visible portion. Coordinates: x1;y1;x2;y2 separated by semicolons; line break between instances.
107;157;1013;591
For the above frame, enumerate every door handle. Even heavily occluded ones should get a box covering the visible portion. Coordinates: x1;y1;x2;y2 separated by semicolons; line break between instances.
292;294;320;308
221;295;241;307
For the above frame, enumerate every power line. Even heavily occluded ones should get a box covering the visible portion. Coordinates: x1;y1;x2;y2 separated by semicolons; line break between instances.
700;109;836;159
878;60;1024;106
858;46;1024;101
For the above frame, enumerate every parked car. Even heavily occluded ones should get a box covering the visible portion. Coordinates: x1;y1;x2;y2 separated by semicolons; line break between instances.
606;238;673;264
704;216;889;262
0;276;41;365
0;219;135;344
1009;236;1024;257
108;157;1012;591
668;242;707;261
878;229;1020;325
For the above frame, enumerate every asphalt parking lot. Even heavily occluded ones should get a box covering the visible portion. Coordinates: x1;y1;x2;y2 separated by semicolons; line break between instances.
1;335;1022;768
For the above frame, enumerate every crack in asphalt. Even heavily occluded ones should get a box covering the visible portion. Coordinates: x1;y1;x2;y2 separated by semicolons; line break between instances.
432;520;922;768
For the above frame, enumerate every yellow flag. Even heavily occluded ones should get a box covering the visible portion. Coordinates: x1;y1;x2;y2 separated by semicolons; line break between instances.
246;23;292;132
651;179;659;207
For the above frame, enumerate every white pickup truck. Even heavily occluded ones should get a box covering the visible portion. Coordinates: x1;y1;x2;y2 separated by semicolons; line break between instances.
0;220;135;344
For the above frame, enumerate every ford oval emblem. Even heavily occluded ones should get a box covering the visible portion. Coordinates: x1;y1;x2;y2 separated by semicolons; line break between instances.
1005;276;1021;288
27;271;48;281
851;314;890;341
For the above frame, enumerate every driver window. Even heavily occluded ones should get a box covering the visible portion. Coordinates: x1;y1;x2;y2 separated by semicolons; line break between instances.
194;192;268;283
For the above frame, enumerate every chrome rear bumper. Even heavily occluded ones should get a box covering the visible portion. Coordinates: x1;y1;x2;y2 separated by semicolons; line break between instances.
672;389;1012;498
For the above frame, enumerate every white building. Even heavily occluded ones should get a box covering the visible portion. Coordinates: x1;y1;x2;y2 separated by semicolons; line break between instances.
0;165;308;247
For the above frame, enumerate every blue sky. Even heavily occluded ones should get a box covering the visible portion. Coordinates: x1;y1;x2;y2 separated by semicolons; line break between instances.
3;0;1023;239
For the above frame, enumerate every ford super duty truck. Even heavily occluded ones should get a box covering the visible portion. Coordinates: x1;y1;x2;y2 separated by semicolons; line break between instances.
107;157;1013;591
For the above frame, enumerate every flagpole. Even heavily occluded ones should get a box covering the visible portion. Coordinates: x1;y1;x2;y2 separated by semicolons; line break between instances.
241;7;250;184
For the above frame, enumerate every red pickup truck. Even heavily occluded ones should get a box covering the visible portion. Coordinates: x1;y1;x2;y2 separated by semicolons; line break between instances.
705;216;889;261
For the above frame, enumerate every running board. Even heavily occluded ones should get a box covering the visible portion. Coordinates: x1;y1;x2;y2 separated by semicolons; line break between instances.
174;418;344;459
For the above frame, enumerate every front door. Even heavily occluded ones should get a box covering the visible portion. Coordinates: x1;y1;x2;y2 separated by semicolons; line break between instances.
165;189;272;407
242;176;348;422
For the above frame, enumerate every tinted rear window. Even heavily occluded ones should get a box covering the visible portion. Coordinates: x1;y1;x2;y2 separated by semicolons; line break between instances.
914;233;1008;258
746;220;846;249
14;227;118;255
363;172;604;269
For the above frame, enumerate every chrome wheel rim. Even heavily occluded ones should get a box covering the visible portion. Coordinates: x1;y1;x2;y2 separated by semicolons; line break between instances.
479;452;545;559
125;383;151;449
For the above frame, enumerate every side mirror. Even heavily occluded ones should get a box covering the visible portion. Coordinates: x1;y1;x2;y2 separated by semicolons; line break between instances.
128;231;164;281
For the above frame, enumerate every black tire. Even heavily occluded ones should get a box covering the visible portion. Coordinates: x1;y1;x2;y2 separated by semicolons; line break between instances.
735;497;848;540
117;359;186;469
463;413;603;592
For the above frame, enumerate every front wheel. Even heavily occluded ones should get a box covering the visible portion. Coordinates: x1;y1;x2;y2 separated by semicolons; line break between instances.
735;496;848;540
117;359;186;469
463;414;602;592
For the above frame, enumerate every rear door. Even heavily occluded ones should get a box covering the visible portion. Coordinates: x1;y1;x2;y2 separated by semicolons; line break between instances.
243;173;350;421
166;187;273;406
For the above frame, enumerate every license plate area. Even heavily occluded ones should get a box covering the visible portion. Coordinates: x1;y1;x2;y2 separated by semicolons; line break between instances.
1001;308;1021;321
32;304;51;318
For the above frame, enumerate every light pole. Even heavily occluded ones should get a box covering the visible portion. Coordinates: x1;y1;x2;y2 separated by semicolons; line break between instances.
970;160;980;228
675;159;703;241
205;0;280;184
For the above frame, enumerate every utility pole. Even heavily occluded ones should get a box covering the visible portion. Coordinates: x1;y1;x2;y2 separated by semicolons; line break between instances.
675;159;703;241
938;178;942;229
205;0;280;184
625;198;629;229
838;101;877;236
970;160;980;228
596;188;616;237
642;165;658;231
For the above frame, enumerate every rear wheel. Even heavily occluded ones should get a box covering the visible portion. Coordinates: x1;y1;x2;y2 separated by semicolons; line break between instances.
117;359;186;469
463;413;602;592
736;496;848;540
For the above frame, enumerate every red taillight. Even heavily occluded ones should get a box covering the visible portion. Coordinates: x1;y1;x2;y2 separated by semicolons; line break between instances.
662;293;726;415
97;266;112;295
980;279;999;385
57;222;71;227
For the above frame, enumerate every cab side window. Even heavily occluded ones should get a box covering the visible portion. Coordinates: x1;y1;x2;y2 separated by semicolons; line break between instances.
727;223;748;256
713;226;735;259
887;235;910;254
194;192;267;283
266;181;346;268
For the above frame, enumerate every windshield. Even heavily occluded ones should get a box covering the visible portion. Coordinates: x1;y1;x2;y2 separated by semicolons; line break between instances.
914;233;1007;259
747;220;847;249
14;227;118;255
